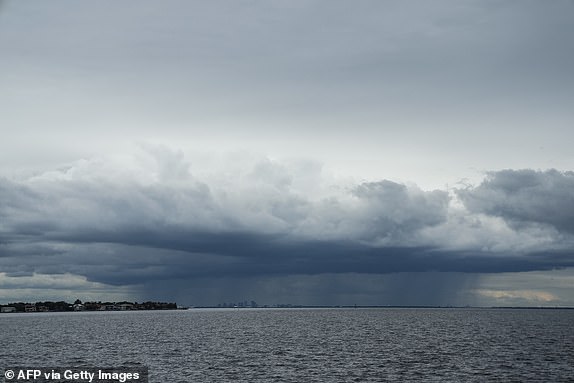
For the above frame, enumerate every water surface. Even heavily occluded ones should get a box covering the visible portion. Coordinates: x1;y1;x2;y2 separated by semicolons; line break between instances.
2;308;573;382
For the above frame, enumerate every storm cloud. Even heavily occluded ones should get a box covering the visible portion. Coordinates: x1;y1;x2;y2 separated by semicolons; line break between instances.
459;169;574;234
1;150;573;301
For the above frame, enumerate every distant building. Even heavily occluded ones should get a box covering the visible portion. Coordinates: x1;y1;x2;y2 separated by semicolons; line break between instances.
73;303;85;311
24;304;37;312
1;307;16;313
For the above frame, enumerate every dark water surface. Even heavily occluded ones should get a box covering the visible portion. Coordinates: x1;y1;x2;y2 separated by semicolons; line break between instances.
2;308;573;382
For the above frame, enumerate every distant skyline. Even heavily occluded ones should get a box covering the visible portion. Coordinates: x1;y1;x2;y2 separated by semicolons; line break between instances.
1;0;573;306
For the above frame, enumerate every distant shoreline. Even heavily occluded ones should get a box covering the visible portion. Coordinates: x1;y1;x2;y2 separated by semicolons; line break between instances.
2;302;573;314
0;300;178;313
184;305;574;310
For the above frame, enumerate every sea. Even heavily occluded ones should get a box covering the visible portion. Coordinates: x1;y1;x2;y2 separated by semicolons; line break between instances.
1;308;573;382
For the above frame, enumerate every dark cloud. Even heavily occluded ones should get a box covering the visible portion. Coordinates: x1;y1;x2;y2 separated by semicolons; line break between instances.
1;155;574;305
3;227;573;290
353;180;448;241
458;169;574;233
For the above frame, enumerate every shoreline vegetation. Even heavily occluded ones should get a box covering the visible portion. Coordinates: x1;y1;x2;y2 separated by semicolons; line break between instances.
0;299;178;313
1;300;572;313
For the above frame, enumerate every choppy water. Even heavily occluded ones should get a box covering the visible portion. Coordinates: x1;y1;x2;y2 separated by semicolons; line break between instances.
2;308;573;382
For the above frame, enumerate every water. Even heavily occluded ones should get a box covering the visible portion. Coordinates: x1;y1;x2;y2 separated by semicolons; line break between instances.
2;308;573;382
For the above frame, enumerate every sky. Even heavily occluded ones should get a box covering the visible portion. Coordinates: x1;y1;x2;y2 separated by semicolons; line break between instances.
1;0;573;306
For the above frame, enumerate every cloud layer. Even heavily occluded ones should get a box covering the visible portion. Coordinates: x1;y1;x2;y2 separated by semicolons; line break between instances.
1;148;573;304
459;169;574;234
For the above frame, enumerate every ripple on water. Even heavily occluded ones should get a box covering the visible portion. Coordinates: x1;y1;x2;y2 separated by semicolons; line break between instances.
1;309;573;382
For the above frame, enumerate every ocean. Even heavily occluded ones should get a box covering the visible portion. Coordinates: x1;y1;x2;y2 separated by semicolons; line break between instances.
2;308;573;382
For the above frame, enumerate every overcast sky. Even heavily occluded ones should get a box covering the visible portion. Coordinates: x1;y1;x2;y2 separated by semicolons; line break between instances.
1;0;573;306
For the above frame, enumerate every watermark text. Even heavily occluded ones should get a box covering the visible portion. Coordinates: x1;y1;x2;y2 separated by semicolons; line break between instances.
3;367;148;383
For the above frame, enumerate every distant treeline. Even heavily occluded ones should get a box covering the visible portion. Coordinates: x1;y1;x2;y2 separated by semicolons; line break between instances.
0;300;178;313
